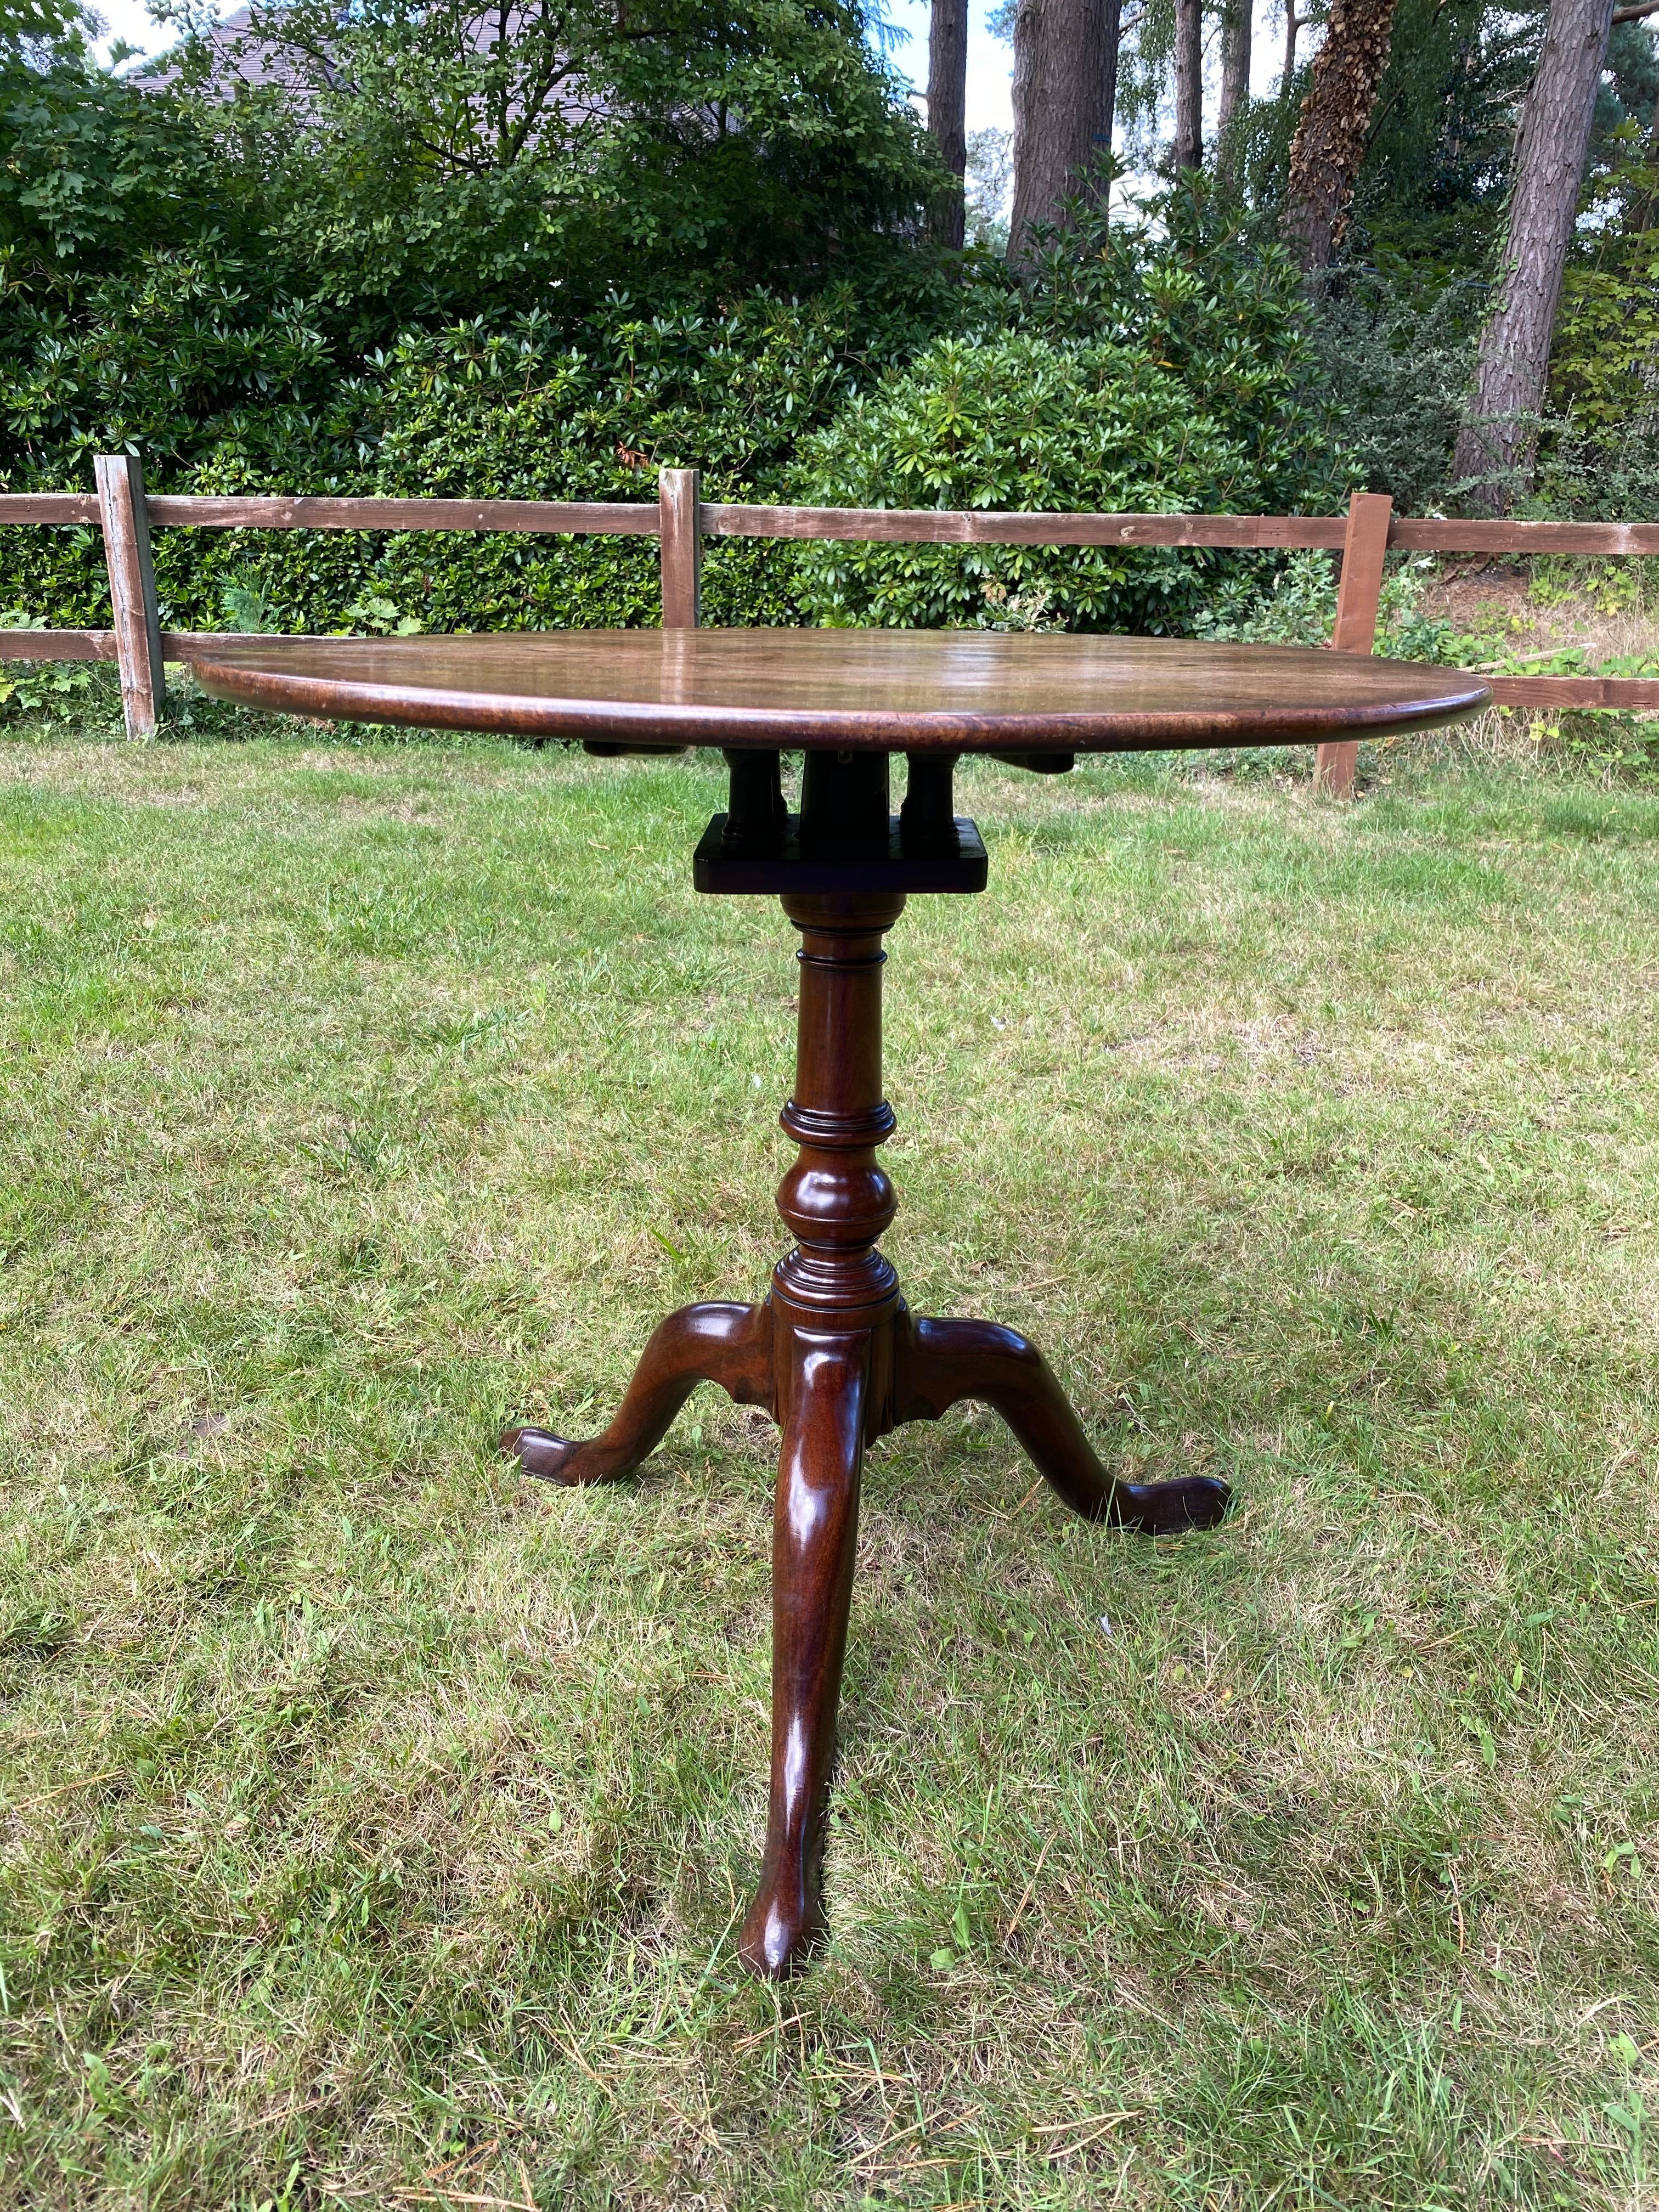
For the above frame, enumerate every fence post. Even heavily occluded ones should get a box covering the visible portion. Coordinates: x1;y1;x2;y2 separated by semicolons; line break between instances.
658;467;702;629
95;453;165;737
1314;490;1393;799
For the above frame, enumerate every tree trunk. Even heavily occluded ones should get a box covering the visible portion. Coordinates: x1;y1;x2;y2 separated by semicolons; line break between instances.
927;0;969;247
1009;0;1123;264
1173;0;1204;168
1218;0;1252;134
1284;2;1302;81
1452;0;1615;511
1217;0;1252;169
1281;0;1403;269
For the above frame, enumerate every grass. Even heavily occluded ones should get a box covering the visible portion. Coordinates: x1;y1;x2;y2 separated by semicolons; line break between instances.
1;700;1658;2209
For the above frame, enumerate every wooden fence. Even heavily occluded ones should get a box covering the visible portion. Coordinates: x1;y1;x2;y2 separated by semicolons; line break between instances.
4;459;1657;795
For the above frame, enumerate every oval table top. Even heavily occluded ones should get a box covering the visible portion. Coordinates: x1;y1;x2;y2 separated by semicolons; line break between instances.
188;629;1489;751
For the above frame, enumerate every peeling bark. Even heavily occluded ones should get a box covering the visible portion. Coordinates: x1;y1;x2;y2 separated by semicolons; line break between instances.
1281;0;1402;269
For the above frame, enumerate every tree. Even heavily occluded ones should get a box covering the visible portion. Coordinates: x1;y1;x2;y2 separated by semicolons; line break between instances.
1009;0;1122;263
1172;0;1202;167
1452;0;1616;509
964;125;1014;246
1;0;264;270
1282;0;1405;268
1217;0;1252;163
927;0;969;245
177;0;937;315
1283;0;1311;78
1345;0;1544;264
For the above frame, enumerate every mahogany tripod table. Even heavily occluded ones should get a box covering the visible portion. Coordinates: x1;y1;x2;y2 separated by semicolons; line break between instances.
194;629;1488;1977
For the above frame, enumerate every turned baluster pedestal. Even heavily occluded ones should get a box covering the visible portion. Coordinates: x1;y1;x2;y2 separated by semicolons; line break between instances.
503;751;1228;1978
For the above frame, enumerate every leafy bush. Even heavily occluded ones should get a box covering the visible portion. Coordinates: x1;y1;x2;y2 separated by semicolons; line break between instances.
1;159;1351;644
792;334;1289;631
0;610;114;724
1536;170;1659;524
790;193;1344;633
1301;273;1486;514
1;282;977;633
163;0;943;324
1194;548;1463;659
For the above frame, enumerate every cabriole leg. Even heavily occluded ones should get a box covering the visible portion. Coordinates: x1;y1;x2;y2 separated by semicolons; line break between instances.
738;1328;869;1977
503;1300;772;1485
892;1313;1229;1534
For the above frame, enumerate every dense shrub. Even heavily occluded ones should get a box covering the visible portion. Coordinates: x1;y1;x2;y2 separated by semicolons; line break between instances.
1302;274;1486;514
1;283;978;632
1;162;1350;641
791;334;1291;631
1538;165;1659;522
791;195;1345;632
0;0;961;643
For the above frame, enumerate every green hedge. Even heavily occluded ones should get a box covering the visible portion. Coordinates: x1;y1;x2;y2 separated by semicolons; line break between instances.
2;195;1346;643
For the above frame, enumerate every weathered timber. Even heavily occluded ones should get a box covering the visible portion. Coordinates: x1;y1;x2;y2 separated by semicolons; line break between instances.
659;469;702;629
142;496;658;534
701;505;1352;548
1389;518;1659;555
0;494;102;526
0;630;117;662
95;454;166;737
1486;675;1659;709
1317;491;1394;798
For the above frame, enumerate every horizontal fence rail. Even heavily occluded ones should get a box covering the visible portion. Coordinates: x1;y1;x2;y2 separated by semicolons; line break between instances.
2;462;1655;787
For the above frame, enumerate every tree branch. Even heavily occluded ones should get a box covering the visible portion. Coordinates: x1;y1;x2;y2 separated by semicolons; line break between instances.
1611;0;1657;22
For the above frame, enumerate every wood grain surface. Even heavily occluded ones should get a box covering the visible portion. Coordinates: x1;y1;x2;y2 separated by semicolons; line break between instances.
187;629;1489;751
697;505;1355;548
142;495;658;535
7;487;1657;556
0;493;101;527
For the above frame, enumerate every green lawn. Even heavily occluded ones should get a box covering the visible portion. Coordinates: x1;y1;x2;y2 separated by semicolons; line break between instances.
2;712;1657;2210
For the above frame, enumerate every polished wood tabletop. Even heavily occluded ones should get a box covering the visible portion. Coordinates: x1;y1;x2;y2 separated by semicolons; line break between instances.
189;629;1491;750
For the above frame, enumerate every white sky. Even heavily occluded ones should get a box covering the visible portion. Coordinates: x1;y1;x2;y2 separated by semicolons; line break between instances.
92;0;1293;148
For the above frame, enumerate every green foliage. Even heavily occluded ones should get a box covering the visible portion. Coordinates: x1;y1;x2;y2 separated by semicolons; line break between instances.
0;67;246;268
2;283;980;633
1534;157;1659;523
1194;548;1467;662
0;610;111;721
1194;548;1339;648
162;0;941;321
1552;243;1659;441
0;653;99;719
791;192;1342;633
3;245;341;478
1302;275;1486;514
2;182;1355;642
0;0;981;633
963;127;1012;255
1345;0;1542;268
792;334;1264;630
0;0;952;484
